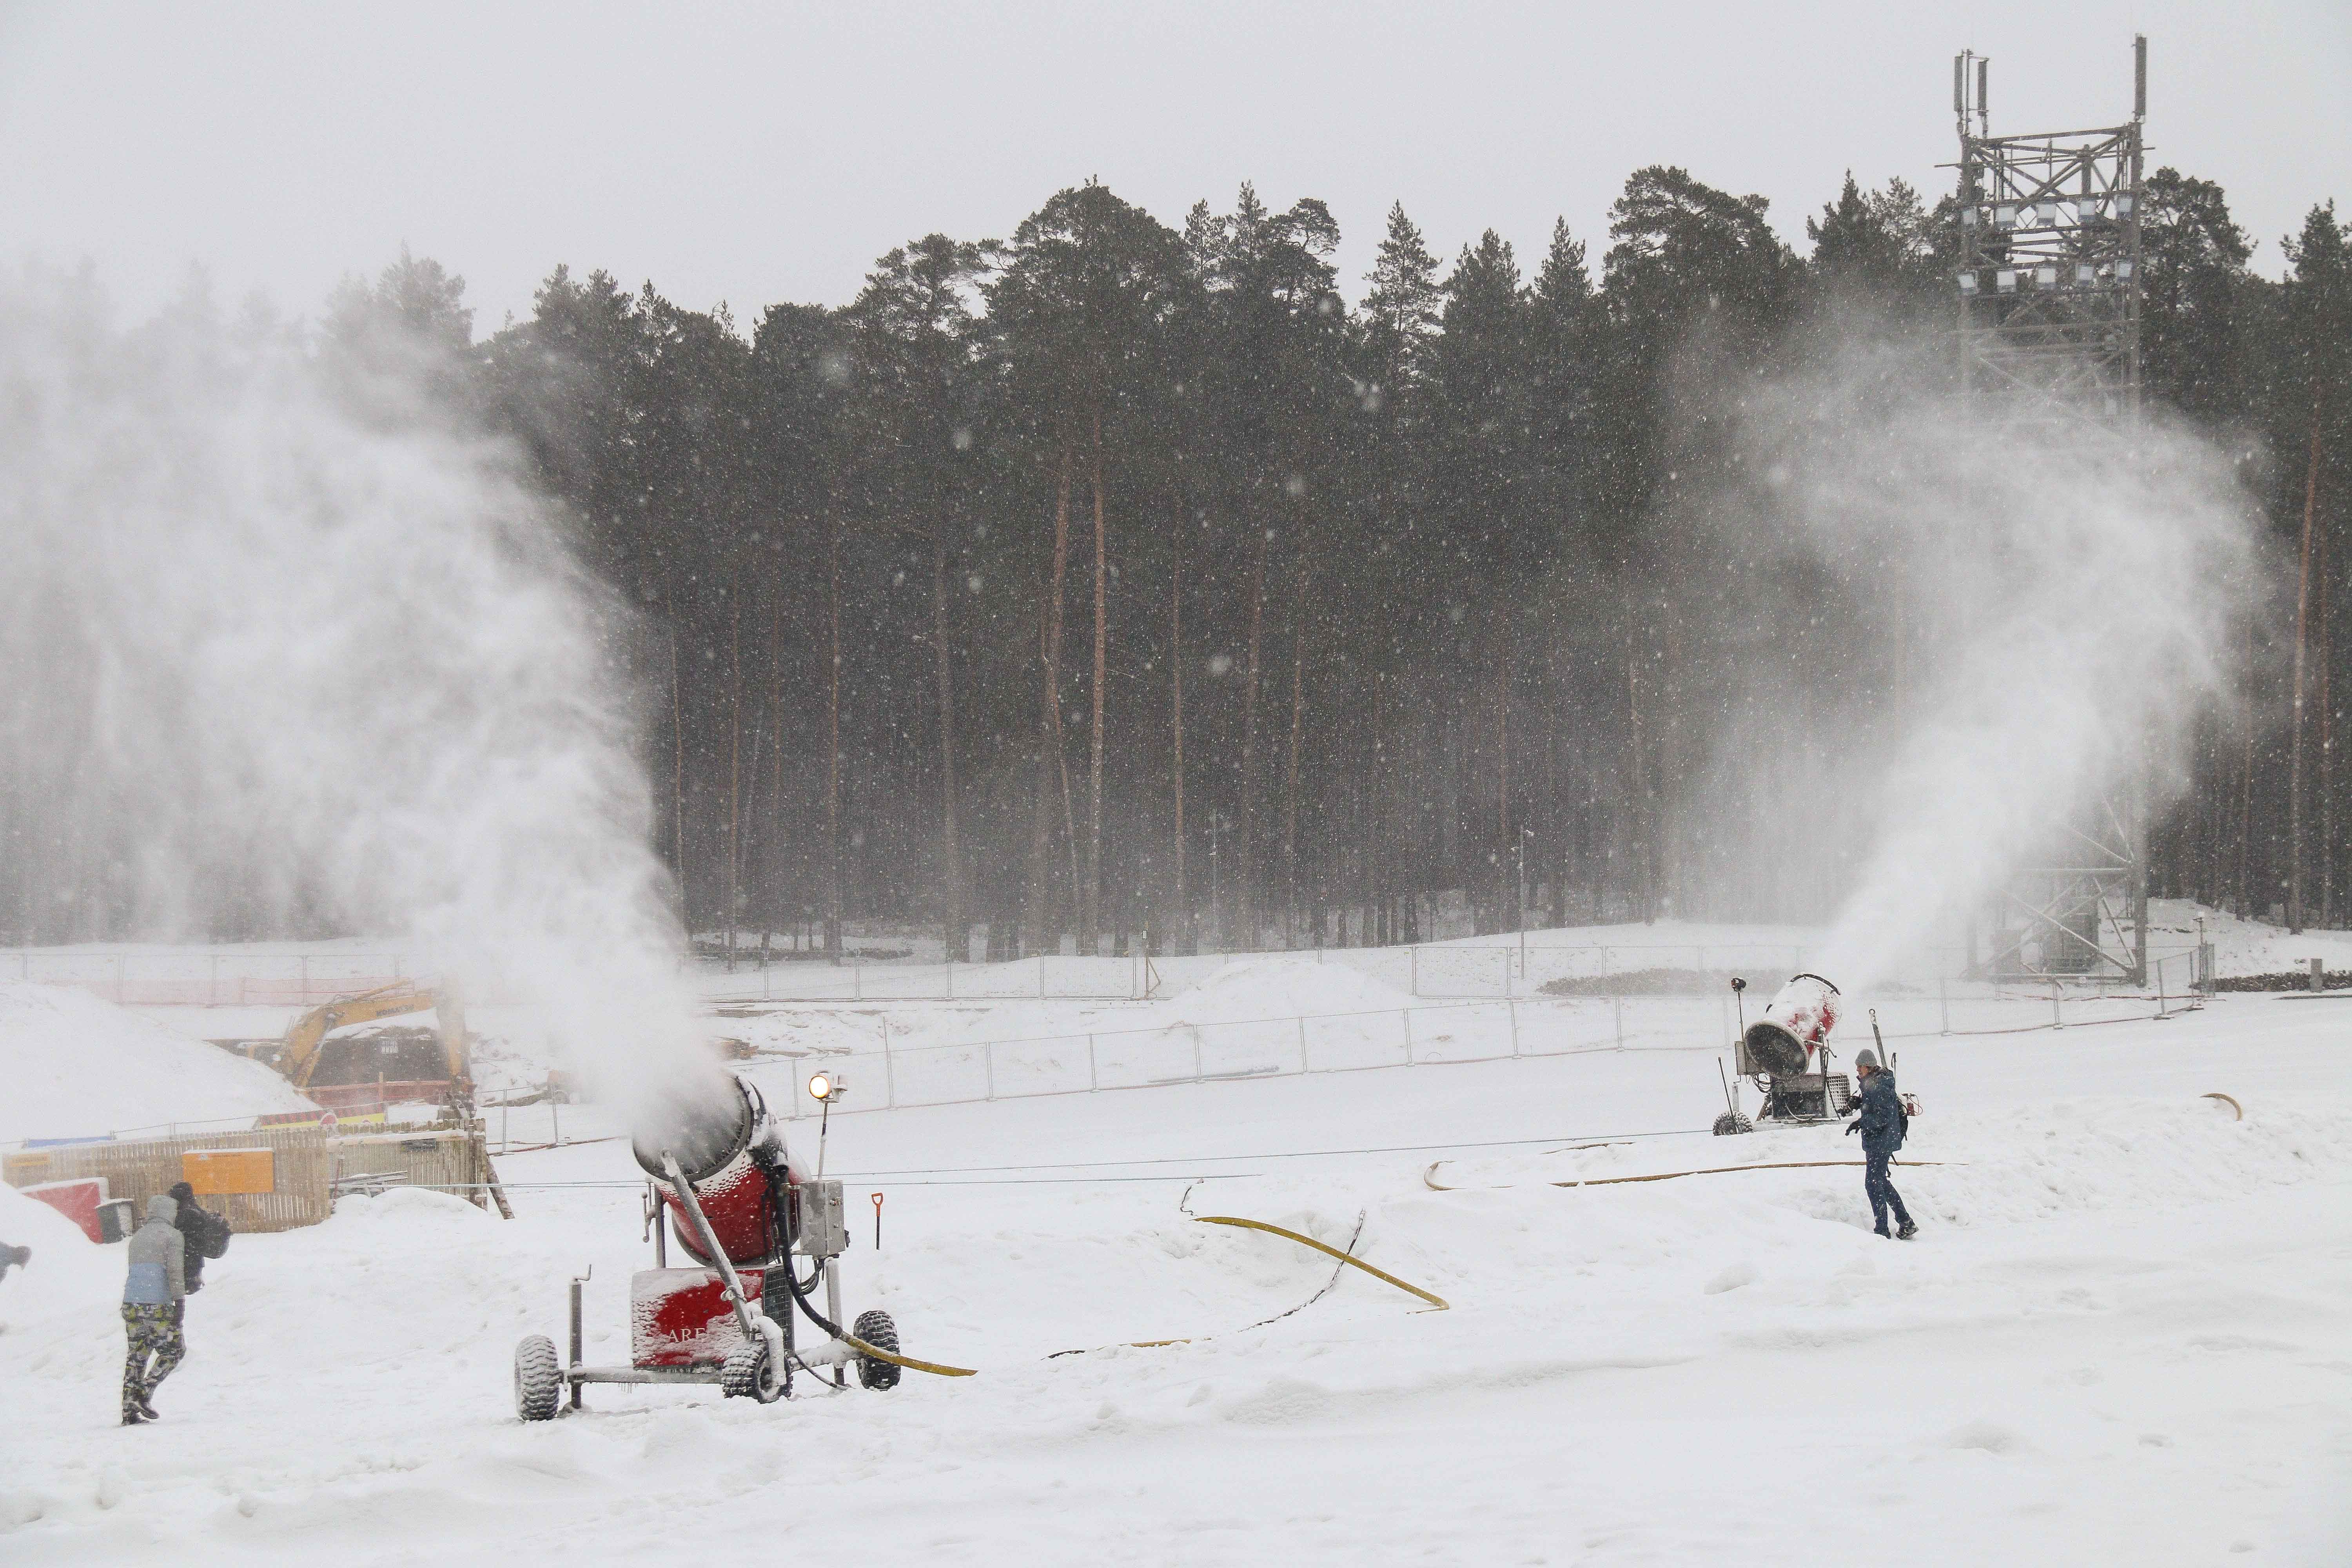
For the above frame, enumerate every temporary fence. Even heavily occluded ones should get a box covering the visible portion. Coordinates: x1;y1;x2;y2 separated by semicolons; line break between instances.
2;1124;511;1225
776;962;2206;1122
0;949;415;1008
707;938;2208;1007
4;933;2209;1011
2;1125;334;1232
3;958;2203;1156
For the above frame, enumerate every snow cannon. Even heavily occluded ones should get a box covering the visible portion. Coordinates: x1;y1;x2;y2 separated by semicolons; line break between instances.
512;1065;910;1421
630;1067;799;1269
1717;972;1853;1130
1741;973;1841;1076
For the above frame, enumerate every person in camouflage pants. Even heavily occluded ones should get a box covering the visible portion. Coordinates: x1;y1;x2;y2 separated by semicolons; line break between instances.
121;1302;185;1421
121;1195;186;1424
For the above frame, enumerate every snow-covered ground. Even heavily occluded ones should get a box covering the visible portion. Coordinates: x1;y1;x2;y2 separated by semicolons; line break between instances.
2;933;2348;1565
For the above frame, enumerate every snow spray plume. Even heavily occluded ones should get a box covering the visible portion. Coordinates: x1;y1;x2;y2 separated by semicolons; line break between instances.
0;267;696;1105
1692;336;2254;985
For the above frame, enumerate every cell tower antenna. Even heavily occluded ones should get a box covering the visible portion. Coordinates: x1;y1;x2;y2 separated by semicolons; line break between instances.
2134;34;2147;120
1953;51;1991;139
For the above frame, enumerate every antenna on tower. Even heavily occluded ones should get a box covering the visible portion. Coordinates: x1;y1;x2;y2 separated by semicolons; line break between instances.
2133;34;2147;120
1953;51;1992;138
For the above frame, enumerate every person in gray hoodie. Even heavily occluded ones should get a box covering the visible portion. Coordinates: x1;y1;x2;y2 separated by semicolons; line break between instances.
121;1194;185;1425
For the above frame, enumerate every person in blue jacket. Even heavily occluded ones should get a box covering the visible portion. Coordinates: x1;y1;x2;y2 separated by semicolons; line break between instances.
1846;1049;1917;1240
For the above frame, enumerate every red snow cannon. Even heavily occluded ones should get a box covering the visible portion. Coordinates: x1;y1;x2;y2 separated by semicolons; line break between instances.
512;1066;909;1420
631;1067;801;1268
1741;972;1840;1077
1723;972;1852;1127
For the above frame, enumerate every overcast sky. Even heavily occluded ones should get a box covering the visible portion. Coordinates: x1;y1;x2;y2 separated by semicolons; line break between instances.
2;1;2345;335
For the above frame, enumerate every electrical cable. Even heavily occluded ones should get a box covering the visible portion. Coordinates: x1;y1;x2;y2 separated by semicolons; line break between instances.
1047;1210;1371;1359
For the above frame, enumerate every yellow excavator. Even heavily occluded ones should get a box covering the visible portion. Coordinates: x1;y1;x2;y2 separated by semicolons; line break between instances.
272;983;470;1093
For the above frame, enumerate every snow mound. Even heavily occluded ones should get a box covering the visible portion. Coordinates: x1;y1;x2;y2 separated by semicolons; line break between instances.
326;1187;492;1227
0;1179;119;1330
1154;956;1418;1025
0;982;314;1143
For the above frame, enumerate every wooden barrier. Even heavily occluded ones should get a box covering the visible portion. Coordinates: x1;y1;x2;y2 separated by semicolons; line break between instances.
5;1123;507;1229
3;1126;332;1233
330;1131;497;1209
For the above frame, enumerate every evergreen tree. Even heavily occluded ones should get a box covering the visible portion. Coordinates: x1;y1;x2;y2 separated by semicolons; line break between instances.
2140;168;2253;425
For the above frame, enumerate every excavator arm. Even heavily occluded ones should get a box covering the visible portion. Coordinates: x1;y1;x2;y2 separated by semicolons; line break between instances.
281;983;470;1091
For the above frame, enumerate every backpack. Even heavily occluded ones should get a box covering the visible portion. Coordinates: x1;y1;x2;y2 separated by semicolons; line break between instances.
176;1200;231;1259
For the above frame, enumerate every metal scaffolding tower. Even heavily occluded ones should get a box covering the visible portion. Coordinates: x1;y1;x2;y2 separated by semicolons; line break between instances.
1954;38;2152;985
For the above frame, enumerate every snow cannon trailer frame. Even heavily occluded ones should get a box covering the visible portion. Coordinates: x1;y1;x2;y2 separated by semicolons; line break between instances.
513;1076;906;1419
1713;973;1854;1136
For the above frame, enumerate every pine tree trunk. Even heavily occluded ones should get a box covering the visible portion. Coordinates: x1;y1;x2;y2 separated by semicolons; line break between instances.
1170;505;1189;953
2238;604;2257;917
1626;613;1651;923
740;669;766;940
727;590;742;964
1045;444;1080;953
2290;399;2323;932
1236;524;1270;947
2321;525;2336;927
1087;405;1108;953
670;615;688;935
1024;586;1053;955
1496;608;1512;931
933;536;964;964
1371;672;1389;946
770;588;789;939
1282;549;1312;947
1655;589;1682;919
825;519;844;964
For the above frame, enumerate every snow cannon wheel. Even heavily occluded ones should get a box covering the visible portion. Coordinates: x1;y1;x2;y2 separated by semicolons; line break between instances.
721;1337;784;1403
1711;1111;1755;1137
514;1334;562;1422
853;1309;902;1391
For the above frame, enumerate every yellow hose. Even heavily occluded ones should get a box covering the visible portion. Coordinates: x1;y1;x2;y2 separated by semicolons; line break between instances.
843;1334;977;1378
1192;1215;1449;1310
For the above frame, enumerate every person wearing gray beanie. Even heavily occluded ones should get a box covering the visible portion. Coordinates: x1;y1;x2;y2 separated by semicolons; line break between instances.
1845;1049;1916;1239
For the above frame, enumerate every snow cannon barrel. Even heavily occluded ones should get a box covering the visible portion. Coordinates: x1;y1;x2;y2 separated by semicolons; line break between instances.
1741;973;1841;1077
631;1068;800;1269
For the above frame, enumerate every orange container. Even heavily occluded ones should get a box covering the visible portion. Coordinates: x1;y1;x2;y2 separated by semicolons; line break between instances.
181;1148;276;1196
